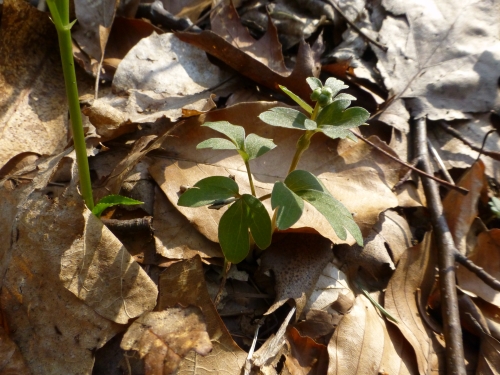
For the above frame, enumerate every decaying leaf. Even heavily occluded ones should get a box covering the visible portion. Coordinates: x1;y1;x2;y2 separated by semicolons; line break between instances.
328;294;417;375
153;186;222;259
149;102;406;245
121;306;212;375
0;324;30;375
158;256;247;374
284;326;329;375
0;0;93;167
259;234;333;318
385;232;445;375
374;0;500;120
176;1;322;100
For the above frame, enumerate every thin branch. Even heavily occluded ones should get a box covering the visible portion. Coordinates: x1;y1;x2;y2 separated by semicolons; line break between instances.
415;117;466;375
437;122;500;161
349;130;469;195
329;0;388;51
454;252;500;291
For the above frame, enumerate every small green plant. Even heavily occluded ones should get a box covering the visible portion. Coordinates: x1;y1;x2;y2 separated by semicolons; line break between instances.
178;77;370;263
47;0;141;215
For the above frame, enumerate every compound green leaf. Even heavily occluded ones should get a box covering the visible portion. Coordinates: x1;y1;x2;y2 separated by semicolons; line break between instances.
279;85;313;114
324;77;349;97
92;195;143;218
284;170;326;193
202;121;245;149
296;189;363;246
259;107;315;130
306;77;322;91
178;176;239;207
317;104;370;129
316;98;351;126
219;199;250;263
245;133;277;160
271;182;304;230
197;138;238;150
241;194;272;250
320;125;360;142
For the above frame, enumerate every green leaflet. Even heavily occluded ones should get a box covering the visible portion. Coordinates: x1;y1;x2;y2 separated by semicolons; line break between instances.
202;121;245;149
177;176;239;207
279;85;313;114
259;107;316;130
92;195;143;218
271;182;304;230
245;133;277;160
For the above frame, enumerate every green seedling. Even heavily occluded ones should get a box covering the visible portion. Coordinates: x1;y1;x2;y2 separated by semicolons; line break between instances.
178;77;370;264
47;0;141;214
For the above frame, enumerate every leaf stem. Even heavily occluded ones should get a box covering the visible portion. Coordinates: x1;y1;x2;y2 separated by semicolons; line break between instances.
244;160;256;197
287;130;314;174
47;0;94;210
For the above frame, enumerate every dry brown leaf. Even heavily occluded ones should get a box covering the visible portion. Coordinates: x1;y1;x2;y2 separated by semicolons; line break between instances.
176;1;321;100
476;329;500;375
259;234;333;318
442;160;487;254
158;256;246;374
0;0;93;167
374;0;500;120
335;209;413;286
457;230;500;308
285;326;329;375
153;186;222;259
149;102;405;245
162;0;212;21
0;324;30;375
328;294;417;375
121;306;212;375
385;232;445;375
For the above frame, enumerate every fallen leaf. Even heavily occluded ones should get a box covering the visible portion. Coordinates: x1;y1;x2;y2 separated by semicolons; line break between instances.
158;256;247;374
457;230;500;308
0;322;30;375
149;102;406;245
162;0;211;21
384;232;445;375
153;186;222;259
0;0;93;167
442;160;487;254
476;329;500;375
121;306;212;375
328;294;417;375
285;326;329;375
176;1;322;100
259;234;333;318
374;0;500;120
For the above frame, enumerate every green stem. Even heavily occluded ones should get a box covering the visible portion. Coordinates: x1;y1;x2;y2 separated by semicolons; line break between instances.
287;131;314;174
244;160;256;197
47;0;94;210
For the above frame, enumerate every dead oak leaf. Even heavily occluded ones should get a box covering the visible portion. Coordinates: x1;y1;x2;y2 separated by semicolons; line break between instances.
121;306;212;375
175;1;322;100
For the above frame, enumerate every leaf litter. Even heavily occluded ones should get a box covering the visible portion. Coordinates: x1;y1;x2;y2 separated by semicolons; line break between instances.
2;0;500;373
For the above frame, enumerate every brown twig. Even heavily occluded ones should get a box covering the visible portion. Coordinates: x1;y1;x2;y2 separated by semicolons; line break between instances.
101;217;153;233
415;117;466;375
454;252;500;291
349;130;469;195
437;122;500;161
328;0;388;51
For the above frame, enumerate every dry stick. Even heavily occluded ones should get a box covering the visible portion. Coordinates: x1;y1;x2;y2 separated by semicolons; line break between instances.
454;252;500;291
415;117;466;375
349;130;469;195
329;0;388;51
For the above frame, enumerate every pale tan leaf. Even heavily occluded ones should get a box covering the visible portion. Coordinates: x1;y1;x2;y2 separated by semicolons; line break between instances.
153;186;222;259
328;294;417;375
385;232;445;375
121;306;212;375
158;256;246;374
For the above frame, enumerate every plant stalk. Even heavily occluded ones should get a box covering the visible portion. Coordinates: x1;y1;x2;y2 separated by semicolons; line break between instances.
47;0;94;210
244;160;256;197
287;131;314;174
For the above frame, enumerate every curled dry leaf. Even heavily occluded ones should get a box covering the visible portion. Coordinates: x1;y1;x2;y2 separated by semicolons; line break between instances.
457;230;500;308
158;256;246;374
384;232;445;375
335;209;413;287
442;160;487;254
259;234;333;318
0;0;93;167
176;1;322;100
149;102;405;245
121;306;212;375
284;326;329;375
328;294;417;375
153;186;222;259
